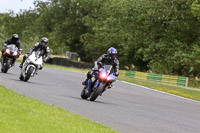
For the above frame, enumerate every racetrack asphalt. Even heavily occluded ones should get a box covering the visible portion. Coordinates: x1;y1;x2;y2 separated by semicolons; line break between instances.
0;63;200;133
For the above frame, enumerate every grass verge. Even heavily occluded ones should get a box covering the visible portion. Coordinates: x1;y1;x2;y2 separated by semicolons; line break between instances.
118;76;200;102
0;85;119;133
44;64;89;73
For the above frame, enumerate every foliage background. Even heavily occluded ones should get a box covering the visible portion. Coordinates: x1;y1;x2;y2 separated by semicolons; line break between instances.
0;0;200;77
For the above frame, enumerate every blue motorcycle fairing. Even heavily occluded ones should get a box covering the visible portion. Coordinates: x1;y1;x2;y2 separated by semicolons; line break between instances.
99;67;106;73
86;79;93;94
87;65;117;95
107;73;117;81
94;81;106;93
94;81;99;89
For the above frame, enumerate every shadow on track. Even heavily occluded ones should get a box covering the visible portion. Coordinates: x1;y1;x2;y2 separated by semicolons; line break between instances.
67;95;118;105
0;72;17;76
10;78;46;86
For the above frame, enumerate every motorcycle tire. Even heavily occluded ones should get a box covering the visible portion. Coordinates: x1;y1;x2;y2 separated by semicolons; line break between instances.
81;87;89;99
89;82;104;101
19;73;24;81
2;59;11;73
24;66;34;82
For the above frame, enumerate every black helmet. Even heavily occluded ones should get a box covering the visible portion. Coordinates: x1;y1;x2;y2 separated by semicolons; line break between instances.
12;34;19;41
40;37;48;46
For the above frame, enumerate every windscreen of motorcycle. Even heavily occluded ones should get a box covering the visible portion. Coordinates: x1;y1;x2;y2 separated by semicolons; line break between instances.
7;44;18;53
29;51;43;65
35;51;41;58
104;65;113;74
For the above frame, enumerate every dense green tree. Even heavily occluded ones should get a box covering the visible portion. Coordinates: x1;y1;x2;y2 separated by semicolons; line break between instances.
0;0;200;77
0;14;8;44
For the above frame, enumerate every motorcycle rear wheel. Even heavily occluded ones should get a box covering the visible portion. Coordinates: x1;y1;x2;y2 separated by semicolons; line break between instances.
81;87;89;99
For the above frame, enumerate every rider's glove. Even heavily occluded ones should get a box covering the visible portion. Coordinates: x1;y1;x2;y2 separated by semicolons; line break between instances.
97;62;103;66
93;66;98;71
3;43;7;47
27;53;31;56
114;73;119;77
39;66;43;70
17;50;22;58
43;58;47;62
2;43;7;51
92;63;98;71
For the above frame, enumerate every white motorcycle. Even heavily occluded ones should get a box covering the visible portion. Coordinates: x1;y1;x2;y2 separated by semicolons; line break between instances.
19;51;43;82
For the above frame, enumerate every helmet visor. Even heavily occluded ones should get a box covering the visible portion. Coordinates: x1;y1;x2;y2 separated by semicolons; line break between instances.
109;54;116;60
13;38;18;42
42;42;47;46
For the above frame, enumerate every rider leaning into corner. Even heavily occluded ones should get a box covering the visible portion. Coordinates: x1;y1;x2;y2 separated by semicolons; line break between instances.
1;34;23;66
19;37;50;69
82;47;119;88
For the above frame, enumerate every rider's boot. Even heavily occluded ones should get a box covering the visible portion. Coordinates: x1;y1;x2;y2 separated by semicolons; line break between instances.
82;79;88;85
39;66;43;70
83;70;93;85
108;84;113;89
19;56;26;68
19;63;23;68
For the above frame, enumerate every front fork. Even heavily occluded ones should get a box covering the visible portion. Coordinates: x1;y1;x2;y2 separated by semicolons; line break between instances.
1;56;13;66
87;80;107;95
86;79;93;94
22;62;36;77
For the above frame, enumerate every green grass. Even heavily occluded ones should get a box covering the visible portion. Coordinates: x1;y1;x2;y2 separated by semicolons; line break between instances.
188;79;200;89
118;76;200;101
0;85;119;133
44;64;89;73
43;64;200;102
2;59;199;132
17;57;200;101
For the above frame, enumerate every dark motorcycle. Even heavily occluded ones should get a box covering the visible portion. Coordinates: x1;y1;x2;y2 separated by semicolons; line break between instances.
81;65;117;101
1;44;19;73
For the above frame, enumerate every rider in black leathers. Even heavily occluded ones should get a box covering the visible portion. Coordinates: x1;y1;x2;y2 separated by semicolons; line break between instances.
1;34;22;66
19;37;50;69
82;47;119;88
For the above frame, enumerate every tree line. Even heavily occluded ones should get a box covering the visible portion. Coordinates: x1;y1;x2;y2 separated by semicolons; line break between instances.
0;0;200;77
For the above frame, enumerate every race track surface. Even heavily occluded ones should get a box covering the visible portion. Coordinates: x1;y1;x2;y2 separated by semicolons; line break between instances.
0;63;200;133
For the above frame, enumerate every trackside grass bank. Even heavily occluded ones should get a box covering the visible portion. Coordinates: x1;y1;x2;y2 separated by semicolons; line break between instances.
118;76;200;102
44;64;89;73
0;86;119;133
43;64;200;102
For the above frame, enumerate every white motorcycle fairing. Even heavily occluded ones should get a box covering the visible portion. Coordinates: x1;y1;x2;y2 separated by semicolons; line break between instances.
21;51;43;81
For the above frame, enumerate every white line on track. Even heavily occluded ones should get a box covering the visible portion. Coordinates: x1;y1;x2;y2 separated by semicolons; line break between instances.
65;69;200;104
119;80;200;104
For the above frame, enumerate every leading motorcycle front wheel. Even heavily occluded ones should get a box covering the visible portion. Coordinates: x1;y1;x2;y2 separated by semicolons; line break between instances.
89;82;104;101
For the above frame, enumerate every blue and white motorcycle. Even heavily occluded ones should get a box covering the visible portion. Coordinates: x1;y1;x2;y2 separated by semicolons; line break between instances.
81;65;117;101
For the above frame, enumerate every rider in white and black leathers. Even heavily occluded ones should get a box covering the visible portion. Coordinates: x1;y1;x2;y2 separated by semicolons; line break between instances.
82;47;119;88
1;34;22;66
19;37;50;68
